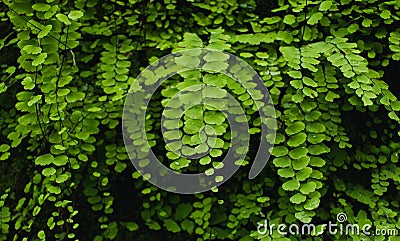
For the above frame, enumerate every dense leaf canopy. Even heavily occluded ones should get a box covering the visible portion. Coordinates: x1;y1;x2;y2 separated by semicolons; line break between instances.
0;0;400;240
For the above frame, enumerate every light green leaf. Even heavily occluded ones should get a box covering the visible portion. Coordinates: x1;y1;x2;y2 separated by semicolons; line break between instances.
273;156;291;167
303;87;318;98
56;13;71;25
164;219;181;233
282;179;300;191
296;167;313;181
66;92;85;103
325;91;340;102
304;198;320;210
38;25;52;38
278;168;295;178
175;55;200;68
38;230;46;239
303;77;317;87
380;10;391;19
286;122;305;135
199;156;211;165
0;144;10;152
306;123;326;133
42;167;56;177
271;146;289;157
35;154;54;166
283;15;296;25
319;1;332;11
308;144;330;155
203;51;229;62
23;45;42;54
300;182;317;194
287;132;307;147
68;10;84;20
56;174;68;183
126;222;139;231
53;155;68;166
290;193;307;204
307;12;323;25
32;3;51;12
289;147;308;159
32;53;47;66
309;157;326;167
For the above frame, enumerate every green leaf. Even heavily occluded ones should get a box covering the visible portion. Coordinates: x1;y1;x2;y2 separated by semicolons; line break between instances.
282;179;300;191
300;182;317;194
283;15;296;25
203;85;227;98
66;92;85;103
35;154;54;166
295;211;312;223
273;156;291;167
42;167;56;177
179;33;203;48
56;13;71;25
308;144;330;155
287;132;307;147
362;95;373;106
303;87;318;98
307;12;323;25
303;77;317;87
23;45;42;54
290;79;303;89
271;146;289;157
38;230;46;239
0;144;10;152
304;198;320;210
181;220;195;233
325;91;340;102
68;10;84;20
290;193;307;204
126;222;139;231
309;157;326;167
164;219;181;233
204;112;225;125
88;107;102;112
278;168;295;178
288;70;302;79
53;155;68;166
32;53;47;66
286;122;305;135
56;174;68;183
38;25;52;38
27;95;42;106
47;185;61;194
296;167;313;181
203;61;229;72
32;3;51;12
362;18;372;27
199;156;211;165
175;203;193;220
380;10;391;19
203;51;230;62
319;1;332;11
289;147;308;159
175;55;200;68
203;74;227;88
306;123;326;133
115;161;127;173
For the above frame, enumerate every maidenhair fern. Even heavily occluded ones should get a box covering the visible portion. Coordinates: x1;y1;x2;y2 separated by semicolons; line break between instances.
0;0;399;240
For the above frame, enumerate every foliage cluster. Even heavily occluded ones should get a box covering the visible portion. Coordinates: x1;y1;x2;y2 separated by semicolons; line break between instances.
0;0;400;240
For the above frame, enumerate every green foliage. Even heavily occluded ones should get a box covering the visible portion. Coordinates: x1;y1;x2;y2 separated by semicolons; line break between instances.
0;0;399;240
